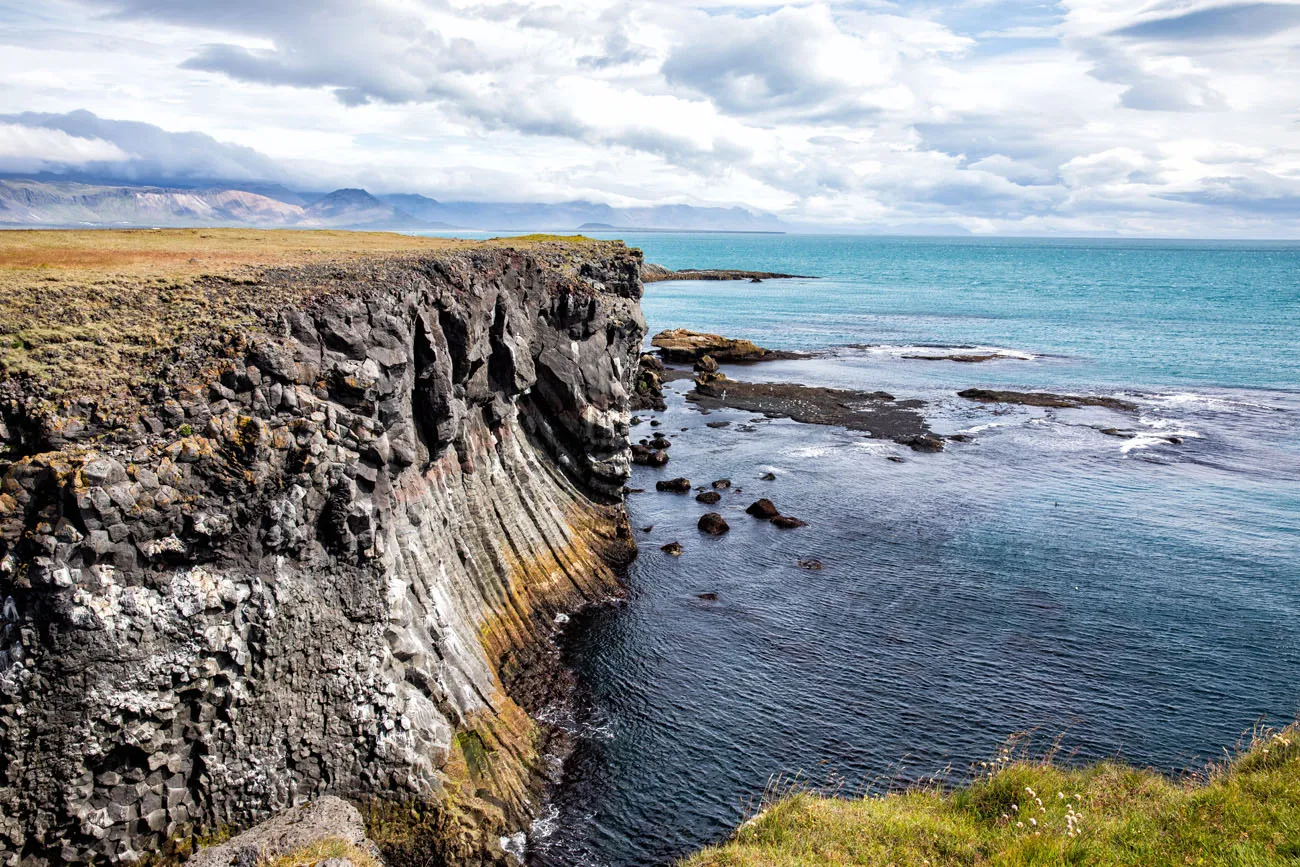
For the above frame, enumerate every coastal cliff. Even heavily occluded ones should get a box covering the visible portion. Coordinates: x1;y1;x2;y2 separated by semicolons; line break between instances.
0;231;645;864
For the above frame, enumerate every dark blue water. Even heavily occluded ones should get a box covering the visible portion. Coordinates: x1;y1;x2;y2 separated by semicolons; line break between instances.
491;234;1300;867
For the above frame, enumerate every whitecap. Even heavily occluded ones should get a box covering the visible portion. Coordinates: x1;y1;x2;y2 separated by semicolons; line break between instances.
500;831;527;863
1143;391;1283;413
953;421;1008;435
530;803;561;839
1119;417;1202;454
840;343;1038;361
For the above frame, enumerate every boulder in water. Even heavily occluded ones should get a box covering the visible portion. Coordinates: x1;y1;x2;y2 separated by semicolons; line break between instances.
746;498;780;519
770;515;807;529
656;477;692;493
696;490;721;505
661;541;683;556
698;512;730;535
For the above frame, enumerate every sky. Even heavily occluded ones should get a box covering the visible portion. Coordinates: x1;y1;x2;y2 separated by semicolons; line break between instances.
1;0;1300;236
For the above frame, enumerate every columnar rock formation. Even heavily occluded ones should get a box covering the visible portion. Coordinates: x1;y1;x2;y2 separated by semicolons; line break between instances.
0;238;645;865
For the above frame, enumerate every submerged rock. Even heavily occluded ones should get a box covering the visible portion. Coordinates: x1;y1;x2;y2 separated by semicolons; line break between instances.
698;512;730;535
706;420;731;428
797;558;824;570
711;478;732;489
661;541;683;556
697;591;719;600
688;376;929;440
958;388;1138;412
759;471;777;481
656;477;693;493
696;490;722;505
641;263;814;283
895;433;945;453
770;515;808;529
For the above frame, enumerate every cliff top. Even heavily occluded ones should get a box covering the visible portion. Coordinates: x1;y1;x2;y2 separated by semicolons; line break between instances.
0;229;626;415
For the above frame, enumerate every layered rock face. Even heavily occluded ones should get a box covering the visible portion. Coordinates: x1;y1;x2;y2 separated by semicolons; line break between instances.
0;243;644;864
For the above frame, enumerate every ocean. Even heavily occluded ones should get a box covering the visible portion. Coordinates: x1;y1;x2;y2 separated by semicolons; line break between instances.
457;233;1300;866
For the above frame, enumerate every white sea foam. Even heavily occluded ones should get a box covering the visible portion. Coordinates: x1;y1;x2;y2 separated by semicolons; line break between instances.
1119;417;1203;454
954;421;1008;435
845;344;1039;361
530;803;561;839
1141;391;1283;413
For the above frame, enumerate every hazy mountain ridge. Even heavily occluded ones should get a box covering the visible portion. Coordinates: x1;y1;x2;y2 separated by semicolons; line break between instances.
0;178;784;231
376;192;784;231
0;179;447;229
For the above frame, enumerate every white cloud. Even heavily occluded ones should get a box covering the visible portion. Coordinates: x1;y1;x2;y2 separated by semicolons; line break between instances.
0;122;128;170
0;0;1297;235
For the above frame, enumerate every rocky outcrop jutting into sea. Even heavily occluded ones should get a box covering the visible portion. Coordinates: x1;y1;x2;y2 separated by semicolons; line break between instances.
0;234;645;865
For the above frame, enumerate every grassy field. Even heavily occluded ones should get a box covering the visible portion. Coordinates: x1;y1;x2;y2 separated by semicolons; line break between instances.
0;228;604;408
683;725;1300;866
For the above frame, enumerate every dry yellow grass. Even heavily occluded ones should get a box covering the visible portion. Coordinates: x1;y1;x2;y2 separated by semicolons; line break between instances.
261;837;383;867
0;228;611;415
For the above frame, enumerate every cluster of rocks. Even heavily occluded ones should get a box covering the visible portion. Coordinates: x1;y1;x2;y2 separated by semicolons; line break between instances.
0;244;646;865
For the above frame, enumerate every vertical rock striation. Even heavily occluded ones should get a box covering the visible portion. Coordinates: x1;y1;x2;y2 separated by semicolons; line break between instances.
0;241;645;864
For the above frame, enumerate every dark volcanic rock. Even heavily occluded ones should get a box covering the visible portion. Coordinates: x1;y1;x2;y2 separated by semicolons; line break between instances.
746;498;780;519
0;241;646;866
661;541;683;556
706;420;730;428
641;263;815;283
711;478;731;489
688;376;929;440
695;490;721;504
632;444;669;466
958;388;1138;412
904;353;1018;363
770;515;808;529
694;354;719;373
697;512;730;535
895;433;945;453
630;353;667;411
656;477;693;493
760;471;777;481
696;591;719;600
797;558;824;570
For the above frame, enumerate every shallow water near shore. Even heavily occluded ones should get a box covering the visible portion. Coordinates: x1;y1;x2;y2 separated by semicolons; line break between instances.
527;234;1300;867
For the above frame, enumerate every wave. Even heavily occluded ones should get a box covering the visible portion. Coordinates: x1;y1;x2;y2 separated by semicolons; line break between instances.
1140;391;1285;413
837;343;1040;361
1120;417;1203;454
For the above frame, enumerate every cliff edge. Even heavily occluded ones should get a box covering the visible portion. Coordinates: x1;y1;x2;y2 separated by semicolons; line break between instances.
0;230;645;865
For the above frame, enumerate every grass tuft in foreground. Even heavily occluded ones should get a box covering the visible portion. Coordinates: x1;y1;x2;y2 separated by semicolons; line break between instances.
261;837;383;867
683;724;1300;866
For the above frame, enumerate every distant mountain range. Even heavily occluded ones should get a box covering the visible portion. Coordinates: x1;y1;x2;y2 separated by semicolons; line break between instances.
0;178;785;232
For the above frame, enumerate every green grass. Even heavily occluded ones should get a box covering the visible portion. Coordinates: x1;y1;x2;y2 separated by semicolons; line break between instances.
683;725;1300;866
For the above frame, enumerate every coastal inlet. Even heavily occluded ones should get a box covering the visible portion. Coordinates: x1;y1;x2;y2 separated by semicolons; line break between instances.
529;232;1300;867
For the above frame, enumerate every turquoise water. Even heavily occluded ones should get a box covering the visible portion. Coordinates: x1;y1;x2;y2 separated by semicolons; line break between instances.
485;234;1300;866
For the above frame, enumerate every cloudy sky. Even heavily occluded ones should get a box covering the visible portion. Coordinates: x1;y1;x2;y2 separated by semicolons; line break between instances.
2;0;1300;235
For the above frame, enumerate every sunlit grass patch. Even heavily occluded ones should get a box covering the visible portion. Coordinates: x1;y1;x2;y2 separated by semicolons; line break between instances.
683;724;1300;867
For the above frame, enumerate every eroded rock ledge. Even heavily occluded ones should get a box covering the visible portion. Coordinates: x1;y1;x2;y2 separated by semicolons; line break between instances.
0;233;646;865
